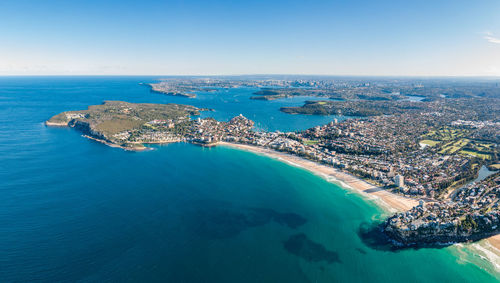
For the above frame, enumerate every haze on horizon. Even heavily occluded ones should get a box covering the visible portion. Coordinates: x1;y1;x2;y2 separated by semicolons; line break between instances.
1;0;499;77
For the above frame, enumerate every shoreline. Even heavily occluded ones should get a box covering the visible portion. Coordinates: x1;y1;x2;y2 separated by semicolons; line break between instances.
218;142;500;258
45;121;69;127
146;83;197;98
44;119;500;273
46;122;500;255
82;135;149;151
218;142;418;212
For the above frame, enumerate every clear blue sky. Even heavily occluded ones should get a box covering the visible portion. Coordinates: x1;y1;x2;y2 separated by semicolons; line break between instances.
1;0;499;76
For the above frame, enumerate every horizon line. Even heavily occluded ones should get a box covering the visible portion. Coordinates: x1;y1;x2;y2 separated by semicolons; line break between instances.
1;74;500;79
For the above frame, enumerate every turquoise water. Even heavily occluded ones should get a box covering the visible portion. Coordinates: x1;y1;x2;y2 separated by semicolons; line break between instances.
0;77;498;282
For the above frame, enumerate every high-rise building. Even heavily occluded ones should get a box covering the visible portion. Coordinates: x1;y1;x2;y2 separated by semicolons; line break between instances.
394;175;404;187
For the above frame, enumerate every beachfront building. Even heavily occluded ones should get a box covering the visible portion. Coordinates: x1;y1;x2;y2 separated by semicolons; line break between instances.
395;175;404;188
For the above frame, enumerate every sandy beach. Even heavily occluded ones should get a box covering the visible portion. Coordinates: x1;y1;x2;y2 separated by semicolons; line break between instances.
219;142;500;253
487;235;500;251
219;142;418;212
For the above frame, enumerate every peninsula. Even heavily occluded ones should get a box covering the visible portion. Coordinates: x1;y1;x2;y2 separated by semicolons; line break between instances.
147;82;198;98
46;101;201;150
47;94;500;248
144;77;500;102
46;101;254;150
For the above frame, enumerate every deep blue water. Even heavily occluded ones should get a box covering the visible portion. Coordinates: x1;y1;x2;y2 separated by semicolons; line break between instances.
0;77;498;282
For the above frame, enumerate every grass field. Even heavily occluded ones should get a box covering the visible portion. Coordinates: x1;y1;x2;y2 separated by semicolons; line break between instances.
303;139;319;145
422;127;469;141
420;139;439;146
459;150;492;160
422;127;497;160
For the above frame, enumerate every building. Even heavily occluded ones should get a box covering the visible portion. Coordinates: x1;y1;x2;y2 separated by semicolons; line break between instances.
394;175;404;187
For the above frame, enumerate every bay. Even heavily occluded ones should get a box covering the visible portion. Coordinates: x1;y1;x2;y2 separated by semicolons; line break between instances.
0;76;497;282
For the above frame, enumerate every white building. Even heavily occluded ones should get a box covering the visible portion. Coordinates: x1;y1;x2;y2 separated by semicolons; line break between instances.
394;175;404;187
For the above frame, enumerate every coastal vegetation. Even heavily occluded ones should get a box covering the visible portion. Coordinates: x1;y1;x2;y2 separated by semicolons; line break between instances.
49;77;500;249
46;101;201;149
280;100;426;116
46;101;254;150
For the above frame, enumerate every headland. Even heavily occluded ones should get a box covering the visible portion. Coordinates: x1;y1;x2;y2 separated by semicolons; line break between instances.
46;98;500;252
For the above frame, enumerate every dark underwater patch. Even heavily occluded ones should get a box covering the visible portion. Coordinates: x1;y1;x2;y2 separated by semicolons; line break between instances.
192;208;254;239
187;203;307;239
249;208;307;229
355;248;367;255
357;221;395;252
283;233;341;264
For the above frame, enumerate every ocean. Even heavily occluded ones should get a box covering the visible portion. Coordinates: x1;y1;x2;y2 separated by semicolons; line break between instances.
0;76;498;282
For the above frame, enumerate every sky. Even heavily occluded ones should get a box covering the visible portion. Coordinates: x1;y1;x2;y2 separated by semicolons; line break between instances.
0;0;499;76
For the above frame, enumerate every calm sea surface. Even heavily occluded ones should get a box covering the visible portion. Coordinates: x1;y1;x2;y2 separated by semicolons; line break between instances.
0;77;498;282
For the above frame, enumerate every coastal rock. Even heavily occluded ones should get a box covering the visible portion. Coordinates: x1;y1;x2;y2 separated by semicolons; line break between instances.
383;210;500;247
